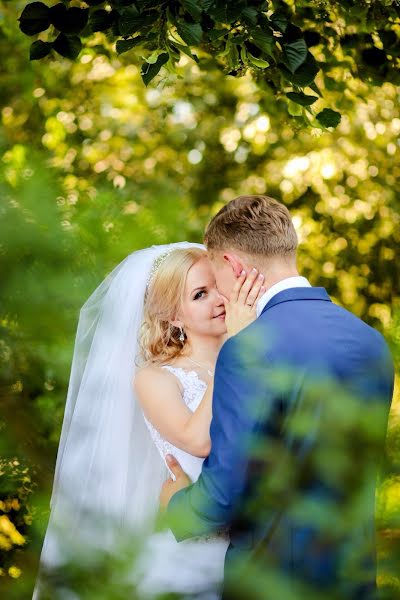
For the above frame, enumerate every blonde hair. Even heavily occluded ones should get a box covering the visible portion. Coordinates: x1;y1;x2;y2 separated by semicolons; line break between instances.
139;247;207;365
204;195;298;257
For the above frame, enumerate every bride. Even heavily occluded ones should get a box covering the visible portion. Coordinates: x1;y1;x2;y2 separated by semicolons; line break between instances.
33;242;264;599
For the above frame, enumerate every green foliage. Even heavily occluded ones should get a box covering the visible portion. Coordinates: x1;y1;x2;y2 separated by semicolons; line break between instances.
286;91;318;106
18;1;50;35
316;108;342;129
90;8;116;32
0;458;35;578
29;39;51;60
53;34;83;60
141;51;169;85
16;0;400;127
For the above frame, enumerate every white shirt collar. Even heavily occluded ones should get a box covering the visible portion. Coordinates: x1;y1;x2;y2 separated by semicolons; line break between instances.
256;276;312;317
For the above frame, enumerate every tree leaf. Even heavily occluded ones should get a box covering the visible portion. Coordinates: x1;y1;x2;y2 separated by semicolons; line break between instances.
52;34;82;60
287;100;303;116
280;51;319;86
118;8;157;36
241;7;258;26
207;28;227;41
199;0;214;10
180;0;202;22
207;2;227;23
282;38;307;73
248;53;269;68
251;28;273;55
85;0;104;5
19;2;50;36
146;51;162;64
270;11;287;33
116;36;143;54
63;7;89;34
176;21;202;45
287;91;318;106
308;80;323;97
90;9;115;32
316;108;341;128
30;40;52;60
170;41;199;63
49;3;66;27
50;5;89;35
226;2;247;23
227;42;239;70
141;52;169;86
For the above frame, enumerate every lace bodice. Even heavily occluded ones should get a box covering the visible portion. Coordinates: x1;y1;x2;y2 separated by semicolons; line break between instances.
142;366;208;482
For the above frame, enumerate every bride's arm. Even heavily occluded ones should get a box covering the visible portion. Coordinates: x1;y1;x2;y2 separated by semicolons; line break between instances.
134;366;213;458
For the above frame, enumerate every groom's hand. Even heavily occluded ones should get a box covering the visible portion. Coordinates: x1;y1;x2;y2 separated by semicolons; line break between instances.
159;454;192;509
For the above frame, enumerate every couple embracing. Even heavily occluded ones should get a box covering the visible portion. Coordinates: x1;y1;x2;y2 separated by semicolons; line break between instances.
34;196;394;599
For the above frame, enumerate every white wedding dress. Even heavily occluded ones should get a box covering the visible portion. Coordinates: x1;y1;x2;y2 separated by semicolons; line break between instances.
136;366;230;599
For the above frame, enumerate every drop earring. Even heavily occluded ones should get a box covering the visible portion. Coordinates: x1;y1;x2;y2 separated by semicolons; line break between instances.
179;326;185;343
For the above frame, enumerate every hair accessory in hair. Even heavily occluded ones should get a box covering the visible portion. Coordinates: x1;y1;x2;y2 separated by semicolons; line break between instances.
179;326;185;343
147;248;176;288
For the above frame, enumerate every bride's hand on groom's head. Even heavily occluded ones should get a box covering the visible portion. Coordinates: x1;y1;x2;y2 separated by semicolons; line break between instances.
222;268;265;338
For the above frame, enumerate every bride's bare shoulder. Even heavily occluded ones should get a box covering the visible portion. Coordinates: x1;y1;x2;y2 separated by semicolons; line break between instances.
134;364;181;393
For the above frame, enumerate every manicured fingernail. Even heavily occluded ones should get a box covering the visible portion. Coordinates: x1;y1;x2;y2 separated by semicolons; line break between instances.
251;268;257;273
260;286;265;292
258;274;264;280
240;270;246;276
166;454;174;464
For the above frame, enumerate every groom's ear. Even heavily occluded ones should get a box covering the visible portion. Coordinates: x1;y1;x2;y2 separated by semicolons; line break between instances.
223;252;244;277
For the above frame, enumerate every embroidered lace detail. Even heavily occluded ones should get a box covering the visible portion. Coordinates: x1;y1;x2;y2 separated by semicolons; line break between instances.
162;366;208;410
142;366;207;464
189;528;230;544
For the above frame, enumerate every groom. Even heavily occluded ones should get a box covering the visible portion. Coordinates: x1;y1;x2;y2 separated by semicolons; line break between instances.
160;195;394;597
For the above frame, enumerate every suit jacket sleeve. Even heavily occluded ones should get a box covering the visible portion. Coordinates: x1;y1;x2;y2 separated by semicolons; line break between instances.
167;329;273;541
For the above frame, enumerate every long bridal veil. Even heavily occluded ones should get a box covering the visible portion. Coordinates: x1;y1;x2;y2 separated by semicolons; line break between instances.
33;241;205;598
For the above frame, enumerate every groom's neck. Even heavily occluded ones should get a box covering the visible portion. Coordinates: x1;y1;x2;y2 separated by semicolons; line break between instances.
262;269;300;292
249;257;300;292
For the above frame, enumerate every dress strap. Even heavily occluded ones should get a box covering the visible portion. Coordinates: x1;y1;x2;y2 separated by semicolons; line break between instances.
161;365;207;389
160;365;186;391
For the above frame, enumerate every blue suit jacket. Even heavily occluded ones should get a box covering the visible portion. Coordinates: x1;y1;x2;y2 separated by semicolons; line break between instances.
168;287;394;596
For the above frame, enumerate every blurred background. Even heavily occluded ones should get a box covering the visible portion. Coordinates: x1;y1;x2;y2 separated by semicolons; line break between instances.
1;0;399;597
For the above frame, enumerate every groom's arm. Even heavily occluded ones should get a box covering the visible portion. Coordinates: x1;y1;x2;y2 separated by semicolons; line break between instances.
167;329;274;541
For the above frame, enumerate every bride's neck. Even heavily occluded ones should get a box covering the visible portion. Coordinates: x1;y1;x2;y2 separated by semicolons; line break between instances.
182;334;223;365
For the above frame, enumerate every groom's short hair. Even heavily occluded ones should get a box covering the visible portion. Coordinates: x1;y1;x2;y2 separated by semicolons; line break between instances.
204;195;298;257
